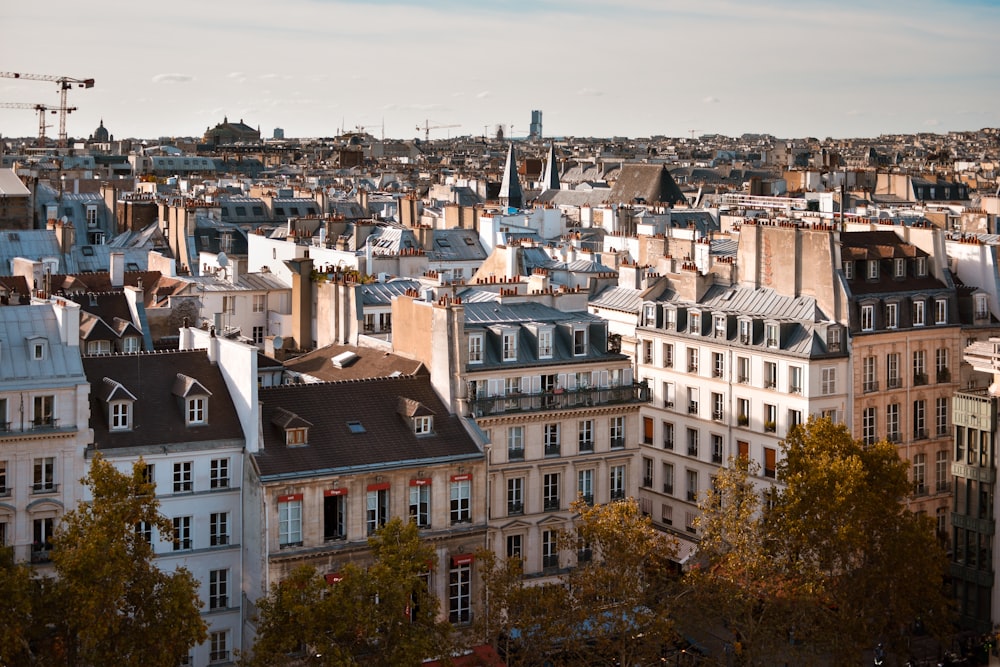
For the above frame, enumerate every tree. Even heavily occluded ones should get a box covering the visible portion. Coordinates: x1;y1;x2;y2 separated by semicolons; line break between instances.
0;546;35;665
478;498;679;666
245;517;453;667
688;418;954;665
50;454;207;667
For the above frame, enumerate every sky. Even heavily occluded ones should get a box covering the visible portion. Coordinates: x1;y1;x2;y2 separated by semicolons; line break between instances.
2;0;999;142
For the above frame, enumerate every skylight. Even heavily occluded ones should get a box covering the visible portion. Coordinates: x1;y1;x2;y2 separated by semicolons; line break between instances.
347;421;366;434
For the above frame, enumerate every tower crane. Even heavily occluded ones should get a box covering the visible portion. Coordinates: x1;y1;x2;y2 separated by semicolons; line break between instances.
416;120;460;142
0;72;94;146
0;102;73;146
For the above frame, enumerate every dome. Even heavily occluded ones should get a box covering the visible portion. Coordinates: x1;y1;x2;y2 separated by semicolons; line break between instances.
93;119;109;143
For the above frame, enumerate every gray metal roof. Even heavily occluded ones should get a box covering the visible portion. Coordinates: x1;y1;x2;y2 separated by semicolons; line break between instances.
463;301;602;327
589;286;644;313
676;284;826;321
359;279;421;306
0;303;86;387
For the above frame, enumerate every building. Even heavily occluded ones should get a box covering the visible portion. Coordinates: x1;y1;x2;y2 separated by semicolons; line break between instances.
0;168;32;230
529;110;543;140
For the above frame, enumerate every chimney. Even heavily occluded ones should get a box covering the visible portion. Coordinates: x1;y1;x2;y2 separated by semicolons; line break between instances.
55;220;75;255
110;252;125;288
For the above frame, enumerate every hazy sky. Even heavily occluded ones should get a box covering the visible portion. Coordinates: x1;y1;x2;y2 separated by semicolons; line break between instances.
2;0;999;141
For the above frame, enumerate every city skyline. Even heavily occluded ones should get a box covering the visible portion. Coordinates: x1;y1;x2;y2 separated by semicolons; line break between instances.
2;0;999;142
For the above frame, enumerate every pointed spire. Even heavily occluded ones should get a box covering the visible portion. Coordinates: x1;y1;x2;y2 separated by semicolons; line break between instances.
541;143;560;192
499;142;523;209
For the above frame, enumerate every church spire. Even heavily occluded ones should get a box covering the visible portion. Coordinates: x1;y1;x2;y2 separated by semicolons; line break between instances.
498;142;523;209
541;143;560;192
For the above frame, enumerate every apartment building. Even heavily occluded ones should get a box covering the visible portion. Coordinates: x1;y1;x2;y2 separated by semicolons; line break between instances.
391;292;650;579
0;298;92;567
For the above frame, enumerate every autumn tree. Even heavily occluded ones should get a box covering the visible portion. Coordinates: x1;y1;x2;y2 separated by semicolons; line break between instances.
0;546;35;665
478;498;679;666
50;454;207;667
245;517;453;667
688;418;953;665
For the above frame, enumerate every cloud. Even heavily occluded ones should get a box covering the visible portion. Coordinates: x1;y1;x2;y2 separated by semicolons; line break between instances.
703;96;719;104
151;73;194;84
476;90;491;99
577;87;605;97
924;118;940;126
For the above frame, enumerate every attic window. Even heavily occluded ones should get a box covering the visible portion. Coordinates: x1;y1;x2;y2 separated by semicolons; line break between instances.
347;421;366;434
82;246;95;256
187;397;207;425
274;207;285;216
436;238;451;247
286;428;308;446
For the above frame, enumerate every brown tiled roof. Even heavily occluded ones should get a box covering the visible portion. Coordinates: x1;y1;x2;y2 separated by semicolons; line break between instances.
254;373;481;479
283;343;424;382
608;164;685;206
83;350;245;450
53;271;162;294
841;231;926;260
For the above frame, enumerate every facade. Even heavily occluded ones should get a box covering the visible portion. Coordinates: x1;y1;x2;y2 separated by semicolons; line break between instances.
82;348;247;667
0;298;92;567
251;372;487;626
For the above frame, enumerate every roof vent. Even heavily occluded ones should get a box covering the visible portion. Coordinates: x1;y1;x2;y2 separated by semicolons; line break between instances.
331;350;358;368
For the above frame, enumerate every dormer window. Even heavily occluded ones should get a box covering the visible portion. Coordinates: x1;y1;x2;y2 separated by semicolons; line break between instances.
573;327;588;356
188;397;207;425
286;428;307;446
827;326;842;352
843;261;854;280
665;308;676;330
738;319;751;344
398;397;435;436
272;408;312;446
765;323;778;348
110;401;131;431
885;302;898;329
916;257;927;277
29;337;47;361
101;378;137;432
173;374;212;427
502;331;518;361
689;312;701;335
468;333;483;364
415;415;433;435
538;328;553;359
894;258;906;278
87;340;111;356
121;336;141;353
867;260;879;280
714;315;726;338
935;298;948;325
643;303;656;327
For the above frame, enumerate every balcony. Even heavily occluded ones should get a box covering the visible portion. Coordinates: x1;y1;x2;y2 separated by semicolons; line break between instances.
578;440;594;453
737;414;749;427
468;382;651;418
610;437;625;450
913;373;928;387
663;439;674;451
887;377;901;389
687;445;698;457
662;483;673;495
688;364;698;374
789;385;802;395
737;375;749;384
508;447;524;461
712;452;723;464
913;483;928;497
712;369;724;378
642;476;653;488
712;410;724;421
507;502;524;516
664;400;675;409
544;443;561;457
764;420;776;433
577;547;593;563
687;402;699;415
863;380;879;393
31;483;59;495
31;543;53;563
913;429;928;440
764;467;776;479
543;498;560;512
579;494;594;506
764;380;777;389
937;368;951;383
611;490;625;501
542;554;559;569
686;490;697;502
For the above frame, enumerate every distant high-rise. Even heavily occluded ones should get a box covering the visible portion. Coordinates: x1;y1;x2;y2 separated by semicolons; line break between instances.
273;127;285;140
529;110;542;139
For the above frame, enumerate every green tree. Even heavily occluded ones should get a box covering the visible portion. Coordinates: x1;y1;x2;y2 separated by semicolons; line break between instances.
688;418;954;665
478;498;678;666
50;454;207;667
245;517;453;667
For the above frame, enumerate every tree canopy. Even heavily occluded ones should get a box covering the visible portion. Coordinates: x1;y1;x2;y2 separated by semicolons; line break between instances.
245;517;453;667
688;417;954;665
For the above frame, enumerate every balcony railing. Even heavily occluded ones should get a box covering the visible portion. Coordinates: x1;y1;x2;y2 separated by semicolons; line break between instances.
863;380;879;393
31;543;53;563
712;453;723;464
663;439;674;451
468;382;650;418
686;490;697;502
507;502;524;516
543;498;560;512
712;410;724;421
663;483;673;495
508;447;524;461
544;443;561;457
542;554;559;569
610;490;625;501
578;440;594;453
913;373;928;387
0;486;10;498
579;494;594;506
688;403;699;414
913;429;928;440
31;483;59;495
887;377;901;389
642;477;653;488
610;437;625;450
687;445;698;457
937;368;951;383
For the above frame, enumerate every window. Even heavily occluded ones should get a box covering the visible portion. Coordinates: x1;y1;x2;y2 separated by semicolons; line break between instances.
765;323;778;348
324;492;347;540
737;398;749;426
173;462;193;493
686;469;698;502
916;256;927;277
135;520;152;544
32;342;45;360
662;381;675;408
936;348;950;382
414;415;432;435
863;356;878;393
0;398;6;432
788;409;802;431
642;456;654;488
507;426;524;460
543;473;560;511
894;258;906;278
827;326;842;352
935;299;948;324
33;457;55;493
687;347;699;373
507;534;523;560
87;339;111;355
538;329;553;358
788;366;802;394
222;295;235;315
885;302;898;329
861;304;875;332
737;356;749;383
544;423;560;456
542;530;558;569
449;561;472;624
887;403;900;442
173;516;192;551
187;397;206;425
507;477;524;515
578;469;594;504
739;319;751;344
936;451;949;492
210;458;230;489
450;476;471;524
573;328;588;355
210;512;229;546
611;464;625;500
579;419;594;452
410;482;431;528
642;340;653;364
32;395;54;428
209;630;229;664
975;294;989;320
821;367;836;395
843;261;854;279
936;397;949;437
712;392;724;421
663;343;674;368
502;331;518;361
366;487;389;535
468;334;483;364
689;312;701;334
863;407;876;445
252;326;264;345
711;435;723;464
913;350;927;385
687;387;700;415
0;460;7;495
209;569;229;610
712;352;724;378
913;399;927;439
663;462;674;495
764;447;777;478
764;404;777;432
867;260;879;280
610;416;625;449
714;315;727;338
122;336;141;353
687;428;699;457
253;294;266;312
663;421;674;450
913;454;926;494
763;361;777;389
887;353;900;389
278;495;302;546
913;300;925;326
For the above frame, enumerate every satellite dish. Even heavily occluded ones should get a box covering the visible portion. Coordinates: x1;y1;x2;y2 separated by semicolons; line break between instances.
272;336;284;350
217;252;229;267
